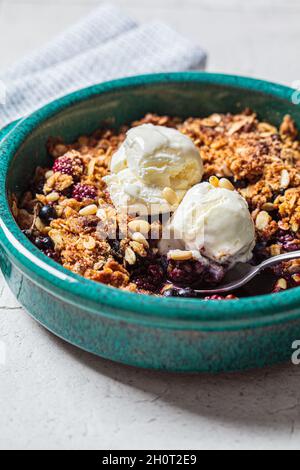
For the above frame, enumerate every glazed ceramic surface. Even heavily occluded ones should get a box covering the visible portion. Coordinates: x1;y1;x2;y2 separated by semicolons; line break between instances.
0;72;300;372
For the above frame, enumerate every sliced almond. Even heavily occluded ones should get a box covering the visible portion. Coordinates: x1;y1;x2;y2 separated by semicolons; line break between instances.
46;192;60;203
131;232;149;249
227;118;253;136
280;169;290;189
256;211;271;231
292;274;300;284
49;230;64;250
262;202;276;212
162;187;179;206
128;219;150;235
79;204;98;216
288;261;300;274
125;247;136;265
87;158;96;176
94;260;105;270
209;176;220;188
219;178;235;191
168;250;193;261
276;278;287;290
129;241;147;257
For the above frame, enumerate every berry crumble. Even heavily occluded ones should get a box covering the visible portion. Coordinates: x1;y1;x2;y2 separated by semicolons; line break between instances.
11;111;300;299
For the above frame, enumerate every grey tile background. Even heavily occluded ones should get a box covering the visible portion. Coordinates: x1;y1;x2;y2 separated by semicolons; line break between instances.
1;0;300;451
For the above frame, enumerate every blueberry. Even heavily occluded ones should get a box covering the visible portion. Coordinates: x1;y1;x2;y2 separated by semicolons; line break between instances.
177;288;194;298
163;288;178;297
231;179;247;189
39;205;57;223
35;236;54;250
109;240;123;261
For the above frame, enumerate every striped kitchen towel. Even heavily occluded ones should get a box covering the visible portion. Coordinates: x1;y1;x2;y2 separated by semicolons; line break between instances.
0;3;207;127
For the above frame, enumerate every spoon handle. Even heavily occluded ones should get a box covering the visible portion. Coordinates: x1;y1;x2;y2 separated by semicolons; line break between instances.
258;250;300;271
194;251;300;295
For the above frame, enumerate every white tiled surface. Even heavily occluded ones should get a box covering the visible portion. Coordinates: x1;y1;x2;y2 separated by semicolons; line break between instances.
1;0;300;450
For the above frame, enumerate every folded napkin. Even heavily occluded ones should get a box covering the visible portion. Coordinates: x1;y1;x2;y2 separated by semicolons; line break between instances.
0;3;207;127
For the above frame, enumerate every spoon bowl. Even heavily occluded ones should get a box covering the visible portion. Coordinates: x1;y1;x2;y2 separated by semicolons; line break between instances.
194;251;300;295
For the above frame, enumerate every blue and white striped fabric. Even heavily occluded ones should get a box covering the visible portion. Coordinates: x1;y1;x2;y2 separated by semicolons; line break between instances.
0;3;207;127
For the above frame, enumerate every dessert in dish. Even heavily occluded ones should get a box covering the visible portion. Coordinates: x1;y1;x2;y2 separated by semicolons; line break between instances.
12;111;300;299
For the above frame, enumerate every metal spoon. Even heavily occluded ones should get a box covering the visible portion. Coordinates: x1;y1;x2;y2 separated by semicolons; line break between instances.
194;251;300;295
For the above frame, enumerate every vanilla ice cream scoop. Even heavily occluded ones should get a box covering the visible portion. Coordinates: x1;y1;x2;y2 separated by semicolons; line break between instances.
103;124;203;214
161;182;255;266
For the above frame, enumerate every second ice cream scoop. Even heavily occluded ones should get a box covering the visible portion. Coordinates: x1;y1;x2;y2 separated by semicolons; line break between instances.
160;182;256;267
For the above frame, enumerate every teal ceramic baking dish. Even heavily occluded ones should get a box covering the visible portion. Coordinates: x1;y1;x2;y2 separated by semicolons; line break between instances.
1;72;300;373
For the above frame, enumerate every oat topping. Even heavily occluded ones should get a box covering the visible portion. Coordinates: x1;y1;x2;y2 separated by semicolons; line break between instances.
13;111;300;298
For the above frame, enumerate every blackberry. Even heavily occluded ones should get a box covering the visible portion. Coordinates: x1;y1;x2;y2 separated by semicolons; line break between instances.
204;263;226;285
282;241;300;252
72;184;97;202
53;154;83;177
167;259;206;286
204;294;237;300
204;295;224;300
132;257;166;293
135;278;158;293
